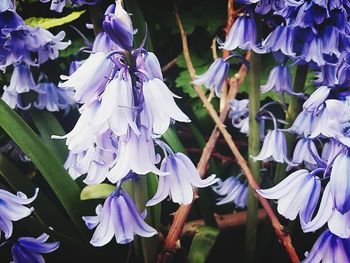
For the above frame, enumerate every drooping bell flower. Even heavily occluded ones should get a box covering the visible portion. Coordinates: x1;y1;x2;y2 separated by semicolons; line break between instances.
0;0;14;12
39;0;95;13
301;229;350;263
255;0;285;15
2;89;30;110
34;82;75;112
321;139;347;165
92;32;116;53
303;86;331;114
193;58;229;97
291;138;320;168
288;110;316;137
83;189;157;246
7;63;36;94
0;188;38;239
261;64;301;95
59;52;113;103
147;153;218;205
213;177;248;208
11;233;59;263
229;99;249;134
103;1;134;51
107;126;167;183
142;52;163;80
142;78;190;135
257;169;321;223
330;152;350;214
219;11;258;52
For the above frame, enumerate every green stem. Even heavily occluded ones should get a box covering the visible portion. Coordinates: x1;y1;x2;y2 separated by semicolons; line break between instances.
274;65;308;183
133;176;159;263
245;16;262;263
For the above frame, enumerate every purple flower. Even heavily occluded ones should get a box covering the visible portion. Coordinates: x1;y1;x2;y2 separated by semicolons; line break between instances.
142;78;190;134
301;230;350;263
303;86;331;114
59;52;113;103
303;183;350;238
34;82;75;112
106;126;167;183
193;58;229;97
7;63;36;94
330;152;350;214
147;153;218;205
103;1;134;50
2;89;30;110
261;64;300;95
219;12;258;52
260;25;296;57
229;99;249;134
40;0;95;12
0;0;14;12
0;188;38;239
213;177;248;208
255;0;285;15
92;32;116;53
138;51;163;80
11;233;59;263
321;139;347;165
291;138;320;168
82;189;157;246
257;169;321;222
288;110;316;137
252;128;295;165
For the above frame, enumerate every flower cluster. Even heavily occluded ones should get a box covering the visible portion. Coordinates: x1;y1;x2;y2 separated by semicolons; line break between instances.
57;1;218;246
0;0;73;111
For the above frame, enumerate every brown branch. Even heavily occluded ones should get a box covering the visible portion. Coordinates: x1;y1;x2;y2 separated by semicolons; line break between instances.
159;7;300;263
182;209;267;237
161;58;177;73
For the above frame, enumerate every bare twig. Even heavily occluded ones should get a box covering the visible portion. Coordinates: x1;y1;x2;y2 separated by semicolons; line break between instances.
159;7;300;263
182;209;267;236
161;58;177;73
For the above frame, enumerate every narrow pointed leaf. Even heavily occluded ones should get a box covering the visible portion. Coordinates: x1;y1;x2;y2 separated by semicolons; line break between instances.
80;184;115;200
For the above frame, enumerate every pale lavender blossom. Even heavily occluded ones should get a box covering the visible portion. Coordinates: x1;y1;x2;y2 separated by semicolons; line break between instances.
193;58;229;97
142;78;190;134
147;153;218;205
2;89;30;110
301;229;350;263
213;177;248;208
0;188;38;239
59;52;114;103
229;99;249;134
287;109;316;137
106;126;167;183
11;233;59;263
257;169;321;223
303;86;331;114
34;82;75;112
291;138;320;168
83;189;157;246
6;63;36;94
0;0;14;12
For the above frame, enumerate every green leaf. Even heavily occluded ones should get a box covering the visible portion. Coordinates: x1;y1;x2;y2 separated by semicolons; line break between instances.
162;127;187;153
80;184;115;200
0;99;87;239
30;110;68;163
188;226;220;263
59;39;85;58
25;10;86;29
146;173;160;229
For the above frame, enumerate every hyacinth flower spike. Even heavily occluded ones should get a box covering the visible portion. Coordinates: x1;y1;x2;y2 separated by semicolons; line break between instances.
257;169;321;223
11;233;59;263
252;111;295;166
0;188;39;239
83;189;157;246
147;152;218;206
301;229;350;263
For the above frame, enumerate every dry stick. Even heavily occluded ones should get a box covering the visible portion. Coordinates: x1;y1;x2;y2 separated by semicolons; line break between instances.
161;58;177;73
172;8;300;263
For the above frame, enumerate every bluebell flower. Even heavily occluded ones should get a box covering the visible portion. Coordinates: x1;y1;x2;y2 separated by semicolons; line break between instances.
0;188;38;239
288;2;328;28
257;169;321;222
260;25;296;57
142;78;190;134
303;86;331;114
11;233;59;263
2;89;30;110
255;0;285;15
213;177;248;208
300;33;326;66
34;82;75;112
103;1;134;51
252;128;295;165
40;0;95;13
139;51;163;80
0;0;14;12
321;139;347;165
330;152;350;214
68;60;84;75
291;138;320;168
193;58;229;97
288;110;317;137
7;63;36;94
107;126;167;183
314;63;338;87
219;11;258;52
83;189;157;246
337;53;350;87
59;52;113;103
301;229;350;263
147;153;218;205
228;99;249;134
261;64;301;95
302;183;350;238
92;32;116;53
